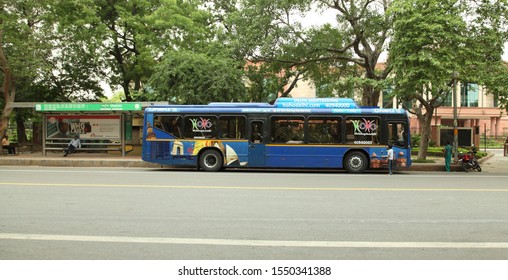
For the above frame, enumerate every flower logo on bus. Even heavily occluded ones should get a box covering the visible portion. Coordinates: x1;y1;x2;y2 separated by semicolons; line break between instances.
190;117;213;132
352;118;378;136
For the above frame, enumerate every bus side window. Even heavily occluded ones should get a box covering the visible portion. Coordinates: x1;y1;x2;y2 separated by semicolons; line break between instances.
251;124;263;143
388;123;406;147
154;115;182;138
308;117;340;144
168;117;182;138
154;116;165;131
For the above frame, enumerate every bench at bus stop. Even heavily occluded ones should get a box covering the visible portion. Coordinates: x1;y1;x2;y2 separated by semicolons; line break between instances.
1;142;36;155
44;140;123;155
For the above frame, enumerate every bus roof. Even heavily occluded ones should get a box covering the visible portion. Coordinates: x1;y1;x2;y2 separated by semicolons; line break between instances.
145;98;407;115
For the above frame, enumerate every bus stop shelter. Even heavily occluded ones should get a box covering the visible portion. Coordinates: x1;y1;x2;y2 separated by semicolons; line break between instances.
36;102;144;157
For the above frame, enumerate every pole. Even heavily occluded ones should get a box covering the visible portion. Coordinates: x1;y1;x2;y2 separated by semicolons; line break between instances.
121;113;125;158
453;71;458;163
42;114;47;156
484;123;487;152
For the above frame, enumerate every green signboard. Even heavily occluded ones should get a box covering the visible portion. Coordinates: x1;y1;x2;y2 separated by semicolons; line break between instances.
36;103;142;112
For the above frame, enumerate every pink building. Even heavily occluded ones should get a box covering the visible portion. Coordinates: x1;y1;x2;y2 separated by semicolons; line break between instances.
401;82;508;146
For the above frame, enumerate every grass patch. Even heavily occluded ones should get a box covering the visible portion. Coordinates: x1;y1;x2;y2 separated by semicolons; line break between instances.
412;147;488;159
411;158;436;163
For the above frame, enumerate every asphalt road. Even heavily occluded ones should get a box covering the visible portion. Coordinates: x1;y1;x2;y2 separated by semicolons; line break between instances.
1;163;508;260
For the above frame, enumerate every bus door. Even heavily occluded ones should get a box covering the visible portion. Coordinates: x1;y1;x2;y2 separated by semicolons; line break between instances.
248;120;266;166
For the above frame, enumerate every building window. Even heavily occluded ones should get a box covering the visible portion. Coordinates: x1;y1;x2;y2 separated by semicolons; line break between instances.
461;82;479;107
493;93;499;107
439;89;453;107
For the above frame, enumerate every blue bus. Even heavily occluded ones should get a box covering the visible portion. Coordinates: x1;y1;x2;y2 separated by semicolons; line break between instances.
142;98;412;173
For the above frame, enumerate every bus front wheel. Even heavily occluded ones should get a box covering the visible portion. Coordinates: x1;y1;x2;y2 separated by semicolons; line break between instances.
344;151;368;173
199;149;223;172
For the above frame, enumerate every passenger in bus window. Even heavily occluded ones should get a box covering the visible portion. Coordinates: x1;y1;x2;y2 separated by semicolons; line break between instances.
168;117;181;138
330;125;340;143
290;123;304;142
154;116;164;130
251;124;263;143
397;127;405;146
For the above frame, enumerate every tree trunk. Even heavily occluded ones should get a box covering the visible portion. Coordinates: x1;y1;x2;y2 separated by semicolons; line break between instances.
15;111;28;144
361;84;381;107
122;79;132;102
0;28;15;139
416;107;434;160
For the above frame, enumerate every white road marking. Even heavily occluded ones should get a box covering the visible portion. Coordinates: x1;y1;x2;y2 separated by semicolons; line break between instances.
1;233;508;249
1;181;508;192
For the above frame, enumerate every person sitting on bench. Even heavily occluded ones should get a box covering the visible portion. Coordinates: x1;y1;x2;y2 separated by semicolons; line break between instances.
63;135;81;157
2;135;16;155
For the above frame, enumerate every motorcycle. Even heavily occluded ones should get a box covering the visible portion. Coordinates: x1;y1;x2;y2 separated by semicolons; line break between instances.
458;151;482;172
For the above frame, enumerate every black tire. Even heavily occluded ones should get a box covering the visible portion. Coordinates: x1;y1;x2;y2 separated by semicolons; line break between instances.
462;161;470;172
344;151;368;173
462;162;469;172
199;149;223;172
476;164;482;172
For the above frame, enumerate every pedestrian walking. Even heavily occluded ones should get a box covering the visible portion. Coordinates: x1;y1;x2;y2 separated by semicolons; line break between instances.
443;141;453;172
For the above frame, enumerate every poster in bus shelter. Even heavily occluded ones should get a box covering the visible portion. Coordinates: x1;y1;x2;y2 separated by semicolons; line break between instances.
46;115;121;139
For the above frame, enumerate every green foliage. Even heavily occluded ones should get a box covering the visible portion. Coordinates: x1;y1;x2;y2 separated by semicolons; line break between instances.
412;146;488;159
101;91;125;103
1;0;105;102
411;134;421;147
215;0;393;105
147;51;247;104
479;136;508;148
390;0;467;99
411;158;436;163
390;0;508;106
389;0;508;159
93;0;212;101
244;64;285;103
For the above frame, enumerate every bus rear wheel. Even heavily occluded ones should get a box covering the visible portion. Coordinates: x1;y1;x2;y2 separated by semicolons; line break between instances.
344;151;368;173
199;149;223;172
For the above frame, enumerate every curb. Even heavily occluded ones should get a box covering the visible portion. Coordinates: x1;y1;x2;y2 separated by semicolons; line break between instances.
0;157;448;171
0;153;495;171
0;157;160;168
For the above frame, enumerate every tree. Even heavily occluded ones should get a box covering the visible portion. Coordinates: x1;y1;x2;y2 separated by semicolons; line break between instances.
212;0;393;105
1;0;111;144
389;0;508;160
148;50;247;104
1;0;54;139
94;0;210;102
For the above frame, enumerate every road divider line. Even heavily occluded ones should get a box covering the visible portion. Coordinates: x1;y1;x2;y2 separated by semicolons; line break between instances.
1;182;508;192
1;233;508;249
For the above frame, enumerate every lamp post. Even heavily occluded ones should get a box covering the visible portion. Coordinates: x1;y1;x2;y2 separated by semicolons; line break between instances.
452;71;459;163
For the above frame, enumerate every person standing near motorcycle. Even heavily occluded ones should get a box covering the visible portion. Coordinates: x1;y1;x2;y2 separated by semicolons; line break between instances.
443;141;453;172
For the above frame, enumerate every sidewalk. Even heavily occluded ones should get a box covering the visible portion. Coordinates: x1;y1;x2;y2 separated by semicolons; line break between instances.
0;149;505;171
0;151;160;168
